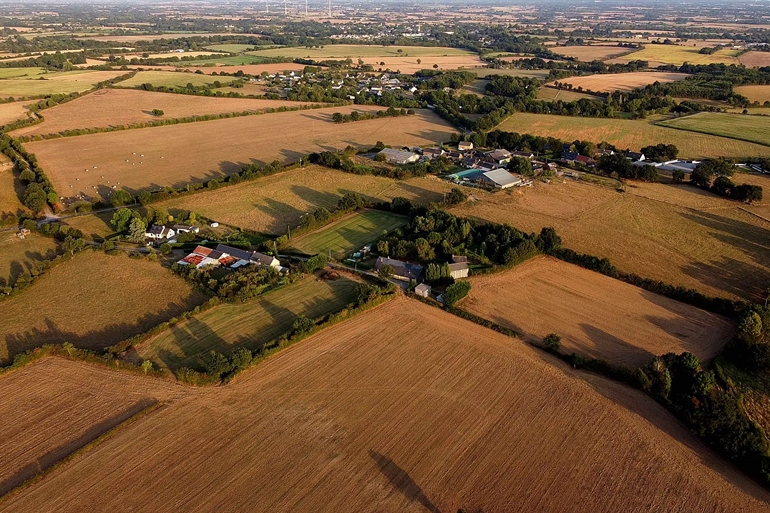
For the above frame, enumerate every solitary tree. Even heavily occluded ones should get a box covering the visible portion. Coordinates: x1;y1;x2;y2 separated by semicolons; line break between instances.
543;333;562;352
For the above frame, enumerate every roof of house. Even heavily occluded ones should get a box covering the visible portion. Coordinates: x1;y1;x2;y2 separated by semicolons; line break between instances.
627;151;645;160
512;151;533;158
192;245;213;257
482;169;522;188
147;225;166;235
458;141;473;149
486;149;511;160
216;244;253;262
253;252;278;266
375;256;424;280
562;151;579;161
575;155;595;164
182;254;205;266
379;148;418;163
173;224;195;231
448;262;469;272
415;283;431;292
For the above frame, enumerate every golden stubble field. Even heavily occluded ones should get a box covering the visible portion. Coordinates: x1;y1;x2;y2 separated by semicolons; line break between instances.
462;256;734;366
1;298;768;512
550;44;637;61
0;358;187;496
0;101;30;128
555;71;690;93
11;89;324;137
154;166;454;234
739;51;770;68
24;106;454;200
0;251;207;361
453;176;770;302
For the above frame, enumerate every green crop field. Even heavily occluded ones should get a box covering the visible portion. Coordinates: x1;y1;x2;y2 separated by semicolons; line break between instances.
496;112;770;159
0;70;128;97
203;44;260;53
179;55;273;66
291;210;408;259
136;274;360;371
248;44;475;59
0;67;47;79
114;70;234;88
658;112;770;147
472;67;552;79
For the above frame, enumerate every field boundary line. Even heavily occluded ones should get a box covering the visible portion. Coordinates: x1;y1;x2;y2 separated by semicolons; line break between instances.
739;206;770;224
0;399;163;503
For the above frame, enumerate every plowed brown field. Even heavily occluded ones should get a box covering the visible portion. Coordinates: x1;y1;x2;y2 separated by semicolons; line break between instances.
0;298;767;512
11;89;323;137
24;106;454;200
462;256;734;366
0;358;187;496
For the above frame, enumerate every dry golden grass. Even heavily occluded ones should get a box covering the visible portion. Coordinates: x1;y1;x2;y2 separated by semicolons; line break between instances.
0;101;30;127
536;86;602;101
453;176;770;301
735;85;770;104
24;107;455;201
739;51;770;68
11;89;322;137
0;231;58;288
155;166;453;234
123;62;306;76
2;299;768;512
356;55;486;73
0;251;207;362
496;113;770;159
555;72;690;93
0;358;186;496
463;256;734;366
550;44;637;61
0;161;28;221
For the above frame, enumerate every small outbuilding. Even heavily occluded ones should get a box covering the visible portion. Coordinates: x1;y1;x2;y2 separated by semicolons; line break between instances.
414;283;432;298
378;148;420;165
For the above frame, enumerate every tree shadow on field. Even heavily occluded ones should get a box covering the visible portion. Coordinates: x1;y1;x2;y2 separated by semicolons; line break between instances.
579;323;654;368
525;348;770;504
368;450;442;513
290;185;340;209
389;182;447;205
254;197;306;235
680;255;765;303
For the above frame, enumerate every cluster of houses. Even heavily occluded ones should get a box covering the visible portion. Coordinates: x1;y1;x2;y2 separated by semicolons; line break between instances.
259;70;415;100
560;146;702;174
377;143;541;190
177;244;286;273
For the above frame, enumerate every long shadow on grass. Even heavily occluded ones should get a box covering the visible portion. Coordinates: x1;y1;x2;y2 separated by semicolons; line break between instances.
387;182;447;205
680;254;766;302
579;323;655;369
290;185;341;209
2;299;203;364
254;197;307;235
369;450;441;513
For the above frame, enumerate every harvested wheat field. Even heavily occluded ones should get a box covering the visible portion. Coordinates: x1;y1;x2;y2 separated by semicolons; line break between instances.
607;45;740;67
24;107;454;200
0;251;207;362
0;358;188;496
496;113;770;159
462;256;734;366
2;298;769;512
735;85;770;104
0;101;30;128
357;55;485;73
154;166;453;233
550;44;638;61
0;158;27;220
11;89;323;137
739;51;770;68
556;72;690;93
453;177;770;301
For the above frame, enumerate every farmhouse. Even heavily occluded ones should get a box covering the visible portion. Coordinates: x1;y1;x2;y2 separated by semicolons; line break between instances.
145;225;175;240
375;256;424;281
378;148;420;165
562;152;595;167
512;150;534;160
215;244;281;268
627;151;646;162
484;149;512;165
422;147;445;159
448;262;469;279
178;245;229;268
414;283;432;298
458;141;473;151
177;245;282;270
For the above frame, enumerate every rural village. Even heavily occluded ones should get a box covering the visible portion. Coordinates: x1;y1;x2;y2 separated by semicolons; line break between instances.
2;1;770;511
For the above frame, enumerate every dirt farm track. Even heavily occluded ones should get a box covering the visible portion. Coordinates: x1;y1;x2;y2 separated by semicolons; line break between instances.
0;299;768;512
23;106;454;200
